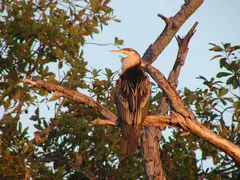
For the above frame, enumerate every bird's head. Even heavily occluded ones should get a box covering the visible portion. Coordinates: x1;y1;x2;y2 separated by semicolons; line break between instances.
110;48;142;73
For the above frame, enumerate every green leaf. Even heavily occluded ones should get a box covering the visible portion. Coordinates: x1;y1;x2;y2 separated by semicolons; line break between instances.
114;37;124;45
30;115;38;121
218;88;228;97
223;97;234;103
219;58;227;68
49;3;57;9
18;122;22;132
216;72;232;78
226;76;235;85
230;45;240;51
233;101;240;108
55;48;64;59
210;55;222;60
209;45;223;52
223;43;231;51
43;120;49;128
34;124;42;130
196;75;207;81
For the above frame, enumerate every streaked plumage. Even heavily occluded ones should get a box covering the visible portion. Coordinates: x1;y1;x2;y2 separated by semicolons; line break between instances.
110;48;151;155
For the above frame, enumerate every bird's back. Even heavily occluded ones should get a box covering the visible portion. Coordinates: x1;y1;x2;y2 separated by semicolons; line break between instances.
115;63;151;155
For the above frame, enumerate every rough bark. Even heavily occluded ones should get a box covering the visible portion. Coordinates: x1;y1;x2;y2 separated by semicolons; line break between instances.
140;0;202;175
141;127;165;180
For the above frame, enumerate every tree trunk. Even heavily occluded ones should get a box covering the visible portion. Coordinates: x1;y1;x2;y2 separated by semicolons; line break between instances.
141;127;166;180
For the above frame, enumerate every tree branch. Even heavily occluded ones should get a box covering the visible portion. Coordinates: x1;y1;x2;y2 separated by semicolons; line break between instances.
92;115;178;127
22;66;240;164
145;65;240;163
21;78;117;154
21;120;57;154
158;21;198;115
22;78;117;122
142;0;203;64
140;1;202;176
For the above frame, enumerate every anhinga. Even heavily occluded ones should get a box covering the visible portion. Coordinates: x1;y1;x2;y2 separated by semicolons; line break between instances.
110;48;151;155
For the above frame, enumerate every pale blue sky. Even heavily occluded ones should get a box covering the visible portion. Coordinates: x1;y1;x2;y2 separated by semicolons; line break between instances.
84;0;240;90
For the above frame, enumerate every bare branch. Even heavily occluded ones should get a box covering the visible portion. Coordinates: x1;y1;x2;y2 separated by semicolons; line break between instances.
140;1;203;176
157;13;171;25
66;163;96;180
158;22;198;115
22;78;117;122
21;77;117;154
146;65;240;163
91;119;116;126
92;115;179;127
174;112;240;164
142;0;203;64
146;65;192;118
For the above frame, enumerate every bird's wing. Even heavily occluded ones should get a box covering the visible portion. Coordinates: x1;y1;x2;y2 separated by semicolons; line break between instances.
133;77;151;126
115;76;150;126
115;78;132;125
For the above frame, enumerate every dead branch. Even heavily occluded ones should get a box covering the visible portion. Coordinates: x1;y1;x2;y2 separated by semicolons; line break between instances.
147;65;192;118
141;4;202;175
22;78;117;122
158;22;198;115
145;65;240;163
142;0;203;64
92;115;177;127
157;13;171;25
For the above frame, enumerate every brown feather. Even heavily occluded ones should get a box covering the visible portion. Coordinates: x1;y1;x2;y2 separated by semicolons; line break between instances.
115;62;150;155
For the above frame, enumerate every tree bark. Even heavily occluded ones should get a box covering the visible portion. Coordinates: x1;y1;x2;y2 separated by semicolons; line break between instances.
140;0;203;175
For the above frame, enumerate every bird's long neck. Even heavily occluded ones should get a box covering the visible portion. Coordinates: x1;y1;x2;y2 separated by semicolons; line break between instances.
121;54;141;74
120;62;145;86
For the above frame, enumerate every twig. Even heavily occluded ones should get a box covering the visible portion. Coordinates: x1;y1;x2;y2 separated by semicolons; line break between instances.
21;121;57;154
157;13;171;25
66;163;96;180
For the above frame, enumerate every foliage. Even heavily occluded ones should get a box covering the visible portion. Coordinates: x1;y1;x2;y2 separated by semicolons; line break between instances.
0;0;127;179
161;43;240;179
0;1;239;179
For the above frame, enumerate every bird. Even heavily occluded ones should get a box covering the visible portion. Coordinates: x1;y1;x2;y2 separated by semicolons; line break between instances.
110;48;151;155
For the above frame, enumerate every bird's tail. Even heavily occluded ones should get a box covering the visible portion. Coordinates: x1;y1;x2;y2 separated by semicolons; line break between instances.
120;124;139;155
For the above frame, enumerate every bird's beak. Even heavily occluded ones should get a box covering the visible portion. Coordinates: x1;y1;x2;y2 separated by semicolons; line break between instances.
109;49;122;53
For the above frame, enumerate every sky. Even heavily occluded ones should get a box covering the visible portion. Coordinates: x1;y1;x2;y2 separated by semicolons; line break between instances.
84;0;240;90
1;0;240;171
